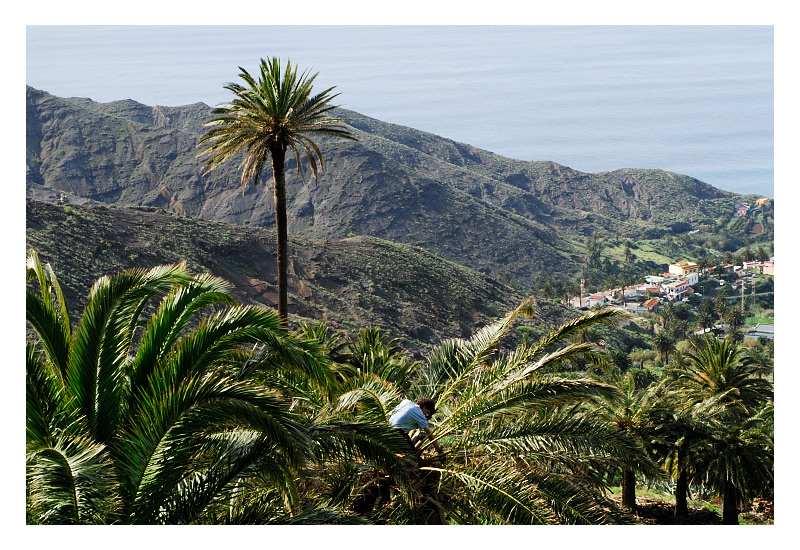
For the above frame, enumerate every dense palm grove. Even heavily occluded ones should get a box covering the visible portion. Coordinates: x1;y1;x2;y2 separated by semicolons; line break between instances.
26;249;773;525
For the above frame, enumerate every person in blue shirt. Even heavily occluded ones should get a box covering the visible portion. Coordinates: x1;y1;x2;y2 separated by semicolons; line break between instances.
389;397;443;455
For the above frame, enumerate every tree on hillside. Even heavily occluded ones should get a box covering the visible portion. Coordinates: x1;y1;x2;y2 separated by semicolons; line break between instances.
646;392;712;519
679;337;772;419
669;319;691;342
714;293;729;327
657;304;674;333
623;240;635;264
608;348;633;373
198;57;357;320
725;307;745;332
701;405;774;525
745;346;773;379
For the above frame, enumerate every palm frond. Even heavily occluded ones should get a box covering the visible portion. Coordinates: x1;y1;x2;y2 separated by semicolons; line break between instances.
530;307;630;355
65;263;192;444
123;377;306;522
27;435;121;524
524;467;629;525
425;465;557;524
305;421;417;498
128;272;236;401
266;504;370;525
417;297;535;402
26;249;71;376
26;341;83;446
322;373;404;424
431;375;620;449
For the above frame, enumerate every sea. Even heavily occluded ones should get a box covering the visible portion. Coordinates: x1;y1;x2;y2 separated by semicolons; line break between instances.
25;25;774;198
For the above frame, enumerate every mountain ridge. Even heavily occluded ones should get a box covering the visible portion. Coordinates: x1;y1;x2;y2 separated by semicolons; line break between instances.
25;86;766;289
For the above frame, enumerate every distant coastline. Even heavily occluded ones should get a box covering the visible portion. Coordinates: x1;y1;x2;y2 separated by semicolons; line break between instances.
26;26;774;198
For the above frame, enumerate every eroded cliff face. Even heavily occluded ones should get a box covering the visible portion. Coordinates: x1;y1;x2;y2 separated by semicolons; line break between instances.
26;87;742;285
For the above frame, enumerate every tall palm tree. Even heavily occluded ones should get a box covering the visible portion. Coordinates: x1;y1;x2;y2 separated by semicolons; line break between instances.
608;348;633;372
645;392;713;518
657;303;674;333
695;310;715;334
678;337;772;421
198;57;357;320
744;346;773;379
652;331;675;364
700;404;774;524
669;319;691;342
26;249;334;524
590;370;664;510
725;307;745;332
714;292;729;327
672;336;773;523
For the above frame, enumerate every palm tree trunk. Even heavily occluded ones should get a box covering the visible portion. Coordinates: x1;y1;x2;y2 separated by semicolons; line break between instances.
621;468;637;510
674;445;689;517
270;144;289;321
722;480;739;525
675;468;689;517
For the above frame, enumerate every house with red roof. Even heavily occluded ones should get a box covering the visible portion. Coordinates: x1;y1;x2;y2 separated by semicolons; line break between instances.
661;279;689;300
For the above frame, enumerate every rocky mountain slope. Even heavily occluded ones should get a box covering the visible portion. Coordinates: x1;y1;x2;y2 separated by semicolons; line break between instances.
26;199;577;354
26;87;752;288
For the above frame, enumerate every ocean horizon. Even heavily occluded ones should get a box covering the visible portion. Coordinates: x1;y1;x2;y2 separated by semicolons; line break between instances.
26;25;774;198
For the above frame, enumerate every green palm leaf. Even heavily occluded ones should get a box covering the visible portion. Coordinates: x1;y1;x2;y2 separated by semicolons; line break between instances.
65;263;192;445
26;249;72;377
27;435;121;524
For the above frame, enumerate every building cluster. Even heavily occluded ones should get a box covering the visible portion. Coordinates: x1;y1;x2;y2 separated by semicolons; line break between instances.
734;197;771;218
569;257;775;315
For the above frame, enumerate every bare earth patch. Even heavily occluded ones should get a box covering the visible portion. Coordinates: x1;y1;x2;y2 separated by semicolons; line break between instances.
611;495;774;525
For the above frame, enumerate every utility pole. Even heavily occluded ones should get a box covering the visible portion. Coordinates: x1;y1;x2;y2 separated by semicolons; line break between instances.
741;279;745;312
580;278;585;308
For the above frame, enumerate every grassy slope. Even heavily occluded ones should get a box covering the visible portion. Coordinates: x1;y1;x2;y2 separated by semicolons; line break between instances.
26;199;576;356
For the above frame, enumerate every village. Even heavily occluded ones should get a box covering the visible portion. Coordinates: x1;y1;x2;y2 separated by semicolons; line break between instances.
569;256;775;341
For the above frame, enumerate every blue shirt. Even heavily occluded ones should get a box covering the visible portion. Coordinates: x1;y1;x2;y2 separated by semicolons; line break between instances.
389;399;429;433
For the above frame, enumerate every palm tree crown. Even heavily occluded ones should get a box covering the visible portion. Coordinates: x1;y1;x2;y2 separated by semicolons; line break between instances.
197;57;357;320
26;249;333;524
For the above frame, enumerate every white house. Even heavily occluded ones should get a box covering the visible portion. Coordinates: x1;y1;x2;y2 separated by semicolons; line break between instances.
661;279;689;300
587;294;607;307
623;287;639;299
635;284;661;295
683;272;700;286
